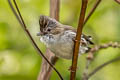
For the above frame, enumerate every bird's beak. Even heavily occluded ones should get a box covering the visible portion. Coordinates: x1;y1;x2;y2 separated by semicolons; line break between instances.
37;32;42;36
37;31;48;36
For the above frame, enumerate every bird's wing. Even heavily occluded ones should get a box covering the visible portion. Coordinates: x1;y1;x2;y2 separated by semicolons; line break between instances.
63;25;77;32
63;25;94;45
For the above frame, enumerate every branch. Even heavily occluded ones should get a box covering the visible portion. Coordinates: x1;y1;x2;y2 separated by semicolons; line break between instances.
87;42;120;59
7;0;62;80
115;0;120;4
38;49;58;80
84;0;101;26
82;60;91;80
88;56;120;78
82;42;120;80
50;0;60;21
70;0;88;80
38;0;63;80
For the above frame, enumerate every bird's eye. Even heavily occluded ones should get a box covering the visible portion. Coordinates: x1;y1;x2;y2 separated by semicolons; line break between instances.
47;28;51;32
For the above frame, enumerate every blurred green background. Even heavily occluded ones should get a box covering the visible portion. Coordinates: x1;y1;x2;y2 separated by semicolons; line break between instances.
0;0;120;80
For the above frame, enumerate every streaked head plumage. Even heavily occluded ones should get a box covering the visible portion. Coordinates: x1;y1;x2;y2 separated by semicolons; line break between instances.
39;15;58;33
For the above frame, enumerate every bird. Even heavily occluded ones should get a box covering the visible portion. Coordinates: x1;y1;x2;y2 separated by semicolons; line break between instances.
37;15;94;59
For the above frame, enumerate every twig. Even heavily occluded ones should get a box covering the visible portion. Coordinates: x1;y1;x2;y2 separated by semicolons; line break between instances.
115;0;120;4
88;42;120;78
82;42;120;80
84;0;101;26
87;42;120;59
82;60;91;80
8;0;63;80
38;0;62;80
70;0;88;80
88;56;120;78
